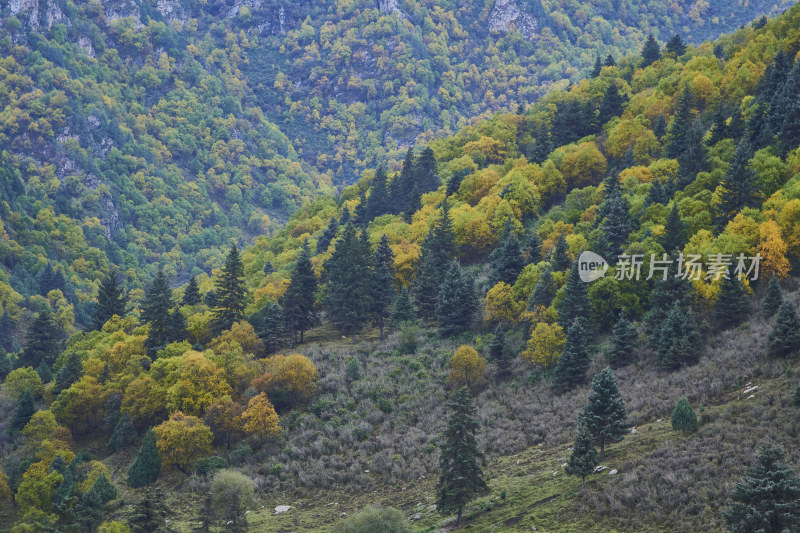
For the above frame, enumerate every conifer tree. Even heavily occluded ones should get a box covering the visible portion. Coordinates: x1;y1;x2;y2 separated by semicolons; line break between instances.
551;233;571;271
88;473;118;504
143;270;174;357
529;267;556;309
75;486;104;531
600;190;632;256
591;56;602;77
353;187;369;227
128;428;161;488
390;148;416;215
665;86;694;159
169;307;188;344
716;139;758;229
405;184;422;223
211;245;247;335
338;206;351;227
714;274;747;328
762;276;783;317
129;488;174;533
565;422;598;489
558;261;591;330
767;301;800;358
11;388;36;432
488;225;524;286
437;387;487;527
390;288;416;326
552;317;591;394
580;368;630;460
324;224;373;342
0;312;14;353
608;313;637;367
724;444;800;533
657;303;701;370
281;239;317;346
92;271;127;330
598;82;627;124
665;34;686;56
182;275;202;306
249;301;287;353
640;34;661;67
644;269;693;332
53;351;83;395
661;203;686;253
366;166;390;220
490;325;512;378
525;230;542;262
372;235;396;339
604;53;616;67
415;146;440;194
18;309;61;368
643;179;667;208
0;352;11;380
412;200;455;321
317;216;338;254
670;396;697;434
35;360;52;383
107;413;137;452
436;261;475;337
778;59;800;155
676;118;709;187
653;114;667;140
193;494;215;533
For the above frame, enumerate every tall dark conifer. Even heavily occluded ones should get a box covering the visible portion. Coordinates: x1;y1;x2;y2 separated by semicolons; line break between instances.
317;216;338;254
92;271;127;330
372;235;396;339
598;82;627;124
661;203;687;253
767;301;800;358
665;86;694;159
665;34;686;56
18;310;61;368
579;368;630;460
182;275;202;306
366;166;390;220
529;267;556;309
716;139;758;229
714;274;747;328
558;261;591;330
436;261;475;337
281;239;318;346
488;225;524;286
591;56;602;77
249;301;287;354
128;428;161;488
211;245;247;335
762;276;783;317
143;270;174;357
552;317;591;394
640;34;661;67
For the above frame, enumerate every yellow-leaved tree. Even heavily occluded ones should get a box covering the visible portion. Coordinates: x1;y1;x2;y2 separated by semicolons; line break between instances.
154;412;213;475
449;345;486;390
522;322;566;368
241;393;281;440
758;219;790;279
484;282;525;324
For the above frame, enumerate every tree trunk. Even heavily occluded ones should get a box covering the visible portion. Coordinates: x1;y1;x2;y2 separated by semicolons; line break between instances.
456;505;463;526
600;437;605;461
582;475;586;489
300;329;304;344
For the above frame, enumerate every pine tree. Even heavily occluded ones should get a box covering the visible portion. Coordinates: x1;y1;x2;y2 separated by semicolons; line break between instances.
390;288;416;326
665;86;694;159
670;396;697;434
390;148;416;215
591;55;602;77
0;311;14;353
128;428;161;488
436;262;475;337
143;270;174;357
36;360;52;383
366;166;391;220
88;473;118;504
249;301;287;353
0;352;11;380
353;187;369;227
182;275;202;306
714;274;747;328
11;388;36;432
644;180;667;208
107;413;138;452
762;276;783;317
211;245;247;336
653;114;668;140
604;53;616;67
767;301;800;358
716;138;758;229
75;486;104;531
412;200;455;321
338;206;352;227
372;235;396;339
415;146;440;194
437;387;487;527
317;216;338;254
281;239;318;346
600;190;632;257
644;268;693;332
724;444;800;533
640;34;661;67
38;263;66;296
598;82;627;124
129;488;174;533
169;307;188;344
18;309;62;368
53;351;83;395
552;317;591;394
488;225;524;286
551;233;571;271
193;494;216;533
657;303;701;370
558;261;591;330
490;325;512;378
676;118;709;187
525;230;542;262
92;271;127;330
778;59;800;155
661;203;686;253
529;267;556;309
565;422;598;489
665;34;686;56
608;313;637;368
323;224;373;342
580;368;630;460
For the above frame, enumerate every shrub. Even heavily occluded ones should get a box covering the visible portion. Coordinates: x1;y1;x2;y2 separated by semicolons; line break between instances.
334;507;412;533
196;456;227;477
670;397;697;434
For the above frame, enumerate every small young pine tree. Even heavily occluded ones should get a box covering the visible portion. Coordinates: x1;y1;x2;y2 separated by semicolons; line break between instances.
580;368;630;461
670;396;697;434
552;317;591;394
608;313;637;368
107;413;138;452
762;276;783;317
565;422;598;489
390;288;416;327
767;301;800;358
128;428;161;487
128;488;174;533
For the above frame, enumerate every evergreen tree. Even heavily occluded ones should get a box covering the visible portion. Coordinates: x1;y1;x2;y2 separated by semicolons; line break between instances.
446;169;467;197
128;428;161;487
525;230;542;262
169;307;188;344
75;486;104;531
714;274;747;328
35;360;52;383
129;488;174;533
640;34;661;67
661;203;686;253
0;352;11;380
88;473;118;504
390;288;416;327
653;114;668;140
412;200;455;321
558;261;591;330
608;313;637;368
249;301;287;353
600;190;632;256
53;351;83;395
591;55;602;77
390;148;416;215
11;388;36;432
437;387;487;527
415;146;440;193
644;268;693;332
676;118;709;187
107;413;138;452
665;86;694;159
0;311;14;353
767;301;800;358
604;53;616;67
670;396;697;434
405;184;422;223
436;261;475;337
182;275;202;306
18;309;61;368
338;206;352;227
644;179;667;208
551;233;571;271
92;271;127;330
143;270;174;357
324;224;373;342
281;239;317;346
529;267;556;309
353;187;369;226
488;225;524;286
724;444;800;533
193;494;216;533
317;216;338;254
657;303;701;370
580;368;630;460
38;263;66;296
762;276;783;317
552;318;591;394
716;139;758;229
565;422;598;489
665;33;686;56
598;82;627;124
775;58;800;154
372;235;396;339
366;166;391;220
211;245;247;335
490;325;512;378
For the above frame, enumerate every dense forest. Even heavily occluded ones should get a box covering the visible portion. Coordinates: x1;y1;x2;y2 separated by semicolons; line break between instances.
4;0;800;531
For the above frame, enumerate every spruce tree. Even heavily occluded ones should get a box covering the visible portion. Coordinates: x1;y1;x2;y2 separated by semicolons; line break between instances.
338;206;351;227
193;494;216;533
665;86;694;159
353;187;369;227
488;225;524;286
107;413;138;452
249;301;287;354
281;239;317;346
390;288;416;326
92;271;127;330
665;34;686;56
644;269;693;333
644;179;667;208
676;118;709;187
143;270;174;357
129;488;174;533
415;146;440;194
390;148;416;215
372;235;396;340
0;311;14;353
762;276;783;317
182;275;202;306
88;473;118;504
558;261;591;330
767;301;800;358
128;428;161;488
670;396;697;434
600;190;632;256
716;138;758;229
211;245;247;336
653;114;667;140
412;200;455;321
640;34;661;67
724;444;800;533
552;317;591;394
604;53;616;67
489;325;512;378
317;216;338;254
661;203;686;253
53;351;83;395
75;486;104;531
36;360;52;383
436;261;475;337
580;368;630;460
591;56;602;77
565;422;598;489
18;309;61;368
714;274;747;328
608;313;637;368
437;387;487;527
525;230;542;262
529;267;556;309
366;166;391;220
551;233;571;271
598;82;627;124
657;303;701;370
0;352;11;380
11;388;36;432
169;307;188;344
778;59;800;155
